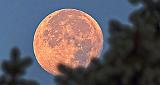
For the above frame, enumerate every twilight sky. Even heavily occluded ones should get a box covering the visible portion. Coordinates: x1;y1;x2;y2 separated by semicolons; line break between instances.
0;0;135;85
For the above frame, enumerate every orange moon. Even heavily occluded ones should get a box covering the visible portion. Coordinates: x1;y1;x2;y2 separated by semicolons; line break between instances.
33;9;103;75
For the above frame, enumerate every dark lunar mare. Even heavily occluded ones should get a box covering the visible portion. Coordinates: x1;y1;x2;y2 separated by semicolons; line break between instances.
74;39;92;65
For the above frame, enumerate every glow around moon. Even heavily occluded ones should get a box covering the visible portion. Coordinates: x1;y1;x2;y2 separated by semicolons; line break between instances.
33;9;103;75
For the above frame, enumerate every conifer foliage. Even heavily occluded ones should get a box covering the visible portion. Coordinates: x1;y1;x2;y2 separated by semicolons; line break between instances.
0;47;39;85
55;0;160;85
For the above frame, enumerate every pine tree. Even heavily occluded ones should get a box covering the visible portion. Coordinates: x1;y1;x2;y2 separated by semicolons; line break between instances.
55;0;160;85
0;47;39;85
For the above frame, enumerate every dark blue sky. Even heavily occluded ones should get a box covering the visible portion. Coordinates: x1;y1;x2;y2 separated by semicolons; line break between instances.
0;0;135;85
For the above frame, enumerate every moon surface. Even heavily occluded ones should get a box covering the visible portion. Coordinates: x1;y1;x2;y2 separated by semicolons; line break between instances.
33;9;103;75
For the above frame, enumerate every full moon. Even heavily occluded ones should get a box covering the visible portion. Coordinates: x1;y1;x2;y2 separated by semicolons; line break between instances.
33;9;103;75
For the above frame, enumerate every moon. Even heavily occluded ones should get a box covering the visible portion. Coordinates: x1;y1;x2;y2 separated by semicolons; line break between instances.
33;9;103;75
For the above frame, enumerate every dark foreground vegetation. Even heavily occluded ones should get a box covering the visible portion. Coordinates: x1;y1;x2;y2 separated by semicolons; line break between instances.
0;47;39;85
55;0;160;85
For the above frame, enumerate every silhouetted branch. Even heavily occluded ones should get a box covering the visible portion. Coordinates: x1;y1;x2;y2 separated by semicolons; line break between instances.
54;0;160;85
0;47;39;85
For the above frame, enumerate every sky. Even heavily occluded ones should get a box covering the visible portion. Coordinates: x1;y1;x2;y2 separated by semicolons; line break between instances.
0;0;135;85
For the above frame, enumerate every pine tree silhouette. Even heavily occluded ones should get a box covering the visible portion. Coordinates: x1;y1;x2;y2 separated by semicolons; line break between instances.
0;47;39;85
55;0;160;85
